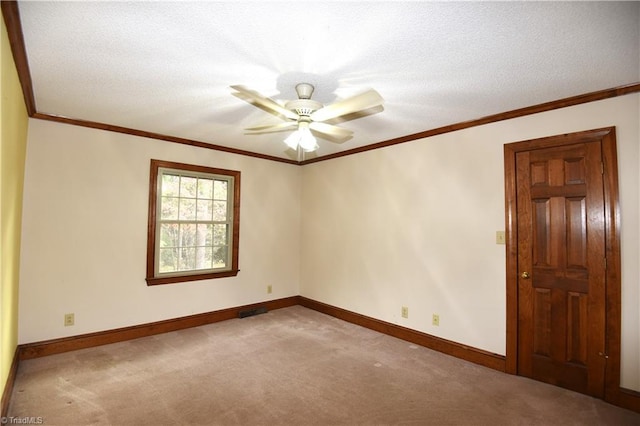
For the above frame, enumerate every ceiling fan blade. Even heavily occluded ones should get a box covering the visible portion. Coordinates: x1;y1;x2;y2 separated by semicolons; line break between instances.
310;89;383;122
309;122;354;143
231;85;299;121
327;104;385;124
245;121;298;133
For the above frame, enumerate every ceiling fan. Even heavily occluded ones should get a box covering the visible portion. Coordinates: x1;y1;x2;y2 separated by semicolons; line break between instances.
231;83;384;152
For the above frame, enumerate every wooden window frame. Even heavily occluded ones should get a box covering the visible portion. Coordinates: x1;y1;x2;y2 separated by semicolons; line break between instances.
146;159;240;286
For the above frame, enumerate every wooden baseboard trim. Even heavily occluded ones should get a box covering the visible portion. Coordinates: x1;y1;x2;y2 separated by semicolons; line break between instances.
9;296;640;414
298;297;506;372
608;387;640;414
1;347;20;418
18;296;299;360
298;297;640;414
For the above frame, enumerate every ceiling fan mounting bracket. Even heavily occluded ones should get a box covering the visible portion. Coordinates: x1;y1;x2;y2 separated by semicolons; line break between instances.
295;83;314;99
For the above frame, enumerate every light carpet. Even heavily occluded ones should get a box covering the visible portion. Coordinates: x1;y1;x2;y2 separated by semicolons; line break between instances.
8;306;640;425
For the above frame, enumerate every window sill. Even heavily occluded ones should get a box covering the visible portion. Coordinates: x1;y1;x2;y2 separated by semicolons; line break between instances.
146;269;240;286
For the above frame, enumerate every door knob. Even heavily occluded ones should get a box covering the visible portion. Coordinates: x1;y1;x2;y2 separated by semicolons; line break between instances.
521;271;530;279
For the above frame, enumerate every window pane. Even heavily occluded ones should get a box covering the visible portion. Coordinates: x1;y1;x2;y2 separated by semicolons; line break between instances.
213;201;227;221
214;180;228;200
213;224;227;245
180;224;196;247
195;246;212;270
213;246;228;268
204;246;213;267
161;197;179;220
178;247;196;271
161;174;180;196
159;248;178;273
180;176;198;198
198;178;213;199
160;224;179;248
196;223;213;246
179;198;196;220
196;199;213;221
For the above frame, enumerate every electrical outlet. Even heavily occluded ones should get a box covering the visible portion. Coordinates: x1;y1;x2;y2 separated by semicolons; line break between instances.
64;313;75;326
432;314;440;326
401;306;409;319
267;285;273;294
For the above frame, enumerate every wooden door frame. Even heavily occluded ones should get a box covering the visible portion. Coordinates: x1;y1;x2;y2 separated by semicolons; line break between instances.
503;127;622;403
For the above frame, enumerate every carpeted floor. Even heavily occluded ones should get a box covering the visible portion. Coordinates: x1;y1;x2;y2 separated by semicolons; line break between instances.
8;306;640;425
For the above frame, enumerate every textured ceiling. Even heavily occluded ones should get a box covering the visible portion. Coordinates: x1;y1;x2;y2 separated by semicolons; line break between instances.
15;1;640;161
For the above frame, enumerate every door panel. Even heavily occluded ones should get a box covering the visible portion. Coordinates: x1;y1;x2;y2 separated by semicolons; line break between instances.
516;141;606;397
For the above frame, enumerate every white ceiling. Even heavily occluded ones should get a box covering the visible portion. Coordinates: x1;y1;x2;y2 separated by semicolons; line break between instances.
15;1;640;161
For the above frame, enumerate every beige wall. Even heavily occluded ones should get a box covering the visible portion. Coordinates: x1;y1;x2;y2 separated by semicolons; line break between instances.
19;120;301;342
17;94;639;393
0;18;29;394
300;94;640;391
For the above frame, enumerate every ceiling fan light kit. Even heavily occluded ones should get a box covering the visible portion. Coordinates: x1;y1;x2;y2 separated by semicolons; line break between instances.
231;82;384;153
284;121;318;152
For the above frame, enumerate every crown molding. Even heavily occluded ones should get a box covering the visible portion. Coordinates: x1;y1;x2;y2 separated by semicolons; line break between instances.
3;3;639;166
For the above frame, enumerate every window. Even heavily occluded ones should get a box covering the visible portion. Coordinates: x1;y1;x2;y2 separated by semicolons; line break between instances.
146;159;240;285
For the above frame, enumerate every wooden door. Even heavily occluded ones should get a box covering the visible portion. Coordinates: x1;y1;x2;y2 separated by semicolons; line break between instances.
515;139;607;397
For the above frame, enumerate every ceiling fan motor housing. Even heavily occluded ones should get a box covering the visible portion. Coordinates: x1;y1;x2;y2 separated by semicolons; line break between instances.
285;99;323;117
284;83;322;116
